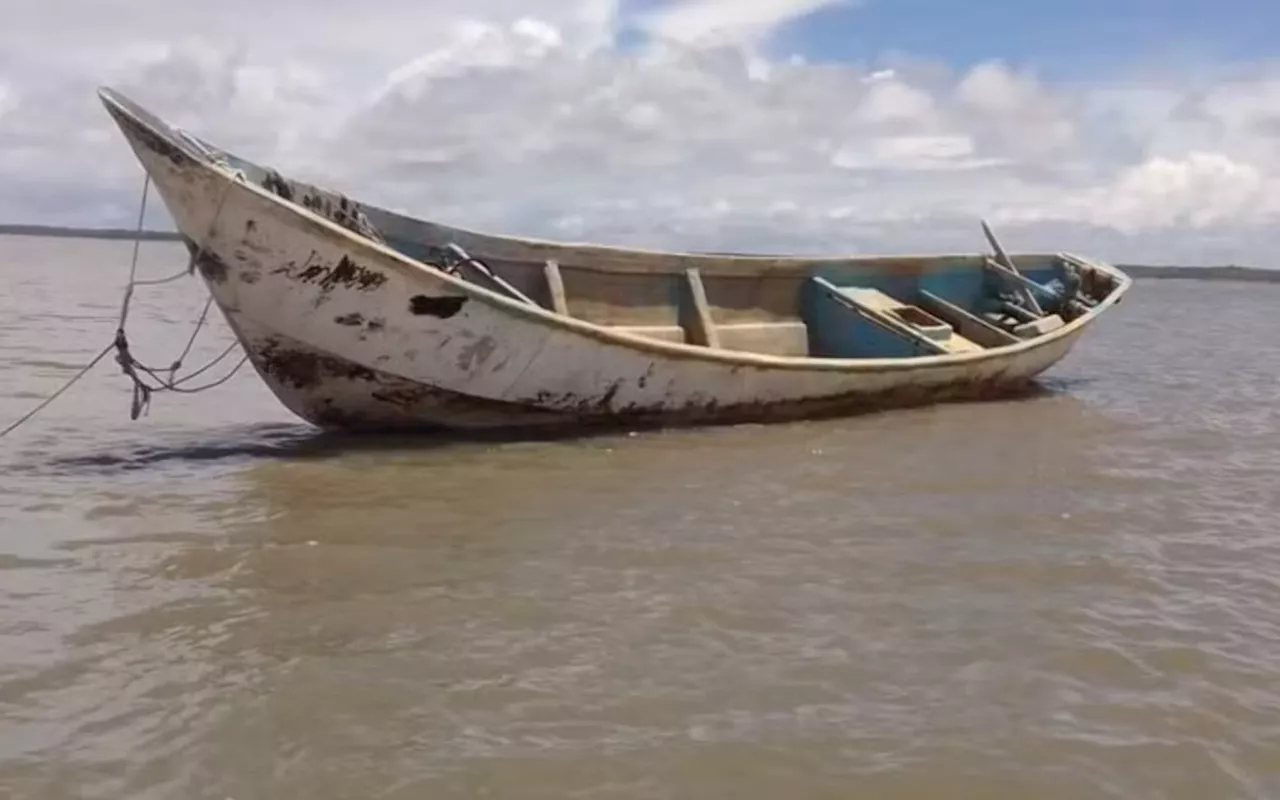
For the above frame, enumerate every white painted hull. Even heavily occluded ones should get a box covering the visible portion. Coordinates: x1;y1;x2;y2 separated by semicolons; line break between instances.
99;89;1128;433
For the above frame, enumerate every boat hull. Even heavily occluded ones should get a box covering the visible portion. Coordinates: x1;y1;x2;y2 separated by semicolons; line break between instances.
221;316;1050;433
99;90;1120;434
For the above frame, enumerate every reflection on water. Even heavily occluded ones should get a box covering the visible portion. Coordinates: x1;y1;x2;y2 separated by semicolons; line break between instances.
3;237;1280;799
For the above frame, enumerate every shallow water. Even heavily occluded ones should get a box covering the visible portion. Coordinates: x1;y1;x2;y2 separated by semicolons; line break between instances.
2;235;1279;799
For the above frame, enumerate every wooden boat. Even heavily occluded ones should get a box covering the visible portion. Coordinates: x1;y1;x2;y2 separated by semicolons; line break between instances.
97;86;1132;433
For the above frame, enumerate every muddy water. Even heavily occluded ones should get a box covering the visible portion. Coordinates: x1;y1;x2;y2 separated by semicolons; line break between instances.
2;235;1279;799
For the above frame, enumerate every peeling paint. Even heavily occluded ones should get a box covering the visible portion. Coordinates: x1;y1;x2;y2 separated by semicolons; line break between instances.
298;255;387;292
455;336;498;373
409;295;468;318
109;106;191;168
181;237;229;284
263;169;295;201
260;167;386;242
255;337;377;390
333;312;386;339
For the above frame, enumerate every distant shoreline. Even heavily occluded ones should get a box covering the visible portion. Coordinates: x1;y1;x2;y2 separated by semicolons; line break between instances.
2;224;1276;283
0;224;181;242
1116;264;1280;282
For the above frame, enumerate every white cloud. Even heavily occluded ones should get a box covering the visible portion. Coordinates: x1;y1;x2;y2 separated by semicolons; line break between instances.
1001;152;1278;234
1;0;1278;266
856;79;937;124
636;0;851;47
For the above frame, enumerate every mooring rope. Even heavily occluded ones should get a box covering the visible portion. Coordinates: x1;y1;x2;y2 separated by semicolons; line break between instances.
0;171;249;439
0;344;116;439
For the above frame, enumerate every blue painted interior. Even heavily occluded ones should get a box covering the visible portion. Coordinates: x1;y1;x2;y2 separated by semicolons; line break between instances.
801;258;1072;358
803;281;934;358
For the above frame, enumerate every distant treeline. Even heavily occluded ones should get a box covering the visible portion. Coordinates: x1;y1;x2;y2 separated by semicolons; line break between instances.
2;224;1277;283
1117;264;1280;283
0;224;181;241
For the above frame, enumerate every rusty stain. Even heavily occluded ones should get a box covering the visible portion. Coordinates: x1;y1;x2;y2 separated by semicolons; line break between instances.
507;370;1039;431
268;352;570;432
182;237;229;284
371;385;434;411
599;382;621;409
409;295;467;318
298;255;387;292
255;337;377;390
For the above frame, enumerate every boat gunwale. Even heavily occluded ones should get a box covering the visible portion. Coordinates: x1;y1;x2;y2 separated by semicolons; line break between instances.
97;85;1134;375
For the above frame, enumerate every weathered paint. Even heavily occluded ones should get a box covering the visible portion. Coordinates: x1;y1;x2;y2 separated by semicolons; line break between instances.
96;87;1133;433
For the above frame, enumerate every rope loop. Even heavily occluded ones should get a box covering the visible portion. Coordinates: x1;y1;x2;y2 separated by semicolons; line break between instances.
0;169;249;440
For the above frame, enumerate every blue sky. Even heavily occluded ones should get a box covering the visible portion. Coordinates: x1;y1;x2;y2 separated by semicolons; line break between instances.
768;0;1280;78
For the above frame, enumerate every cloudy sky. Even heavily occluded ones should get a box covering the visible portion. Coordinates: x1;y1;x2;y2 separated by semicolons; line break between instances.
2;0;1279;265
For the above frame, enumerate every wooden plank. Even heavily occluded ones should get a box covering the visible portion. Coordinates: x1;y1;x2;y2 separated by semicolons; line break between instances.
682;267;721;348
542;259;569;316
917;290;1016;348
716;321;810;357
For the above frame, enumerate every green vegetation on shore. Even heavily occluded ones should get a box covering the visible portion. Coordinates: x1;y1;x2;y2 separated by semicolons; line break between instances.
2;224;1274;282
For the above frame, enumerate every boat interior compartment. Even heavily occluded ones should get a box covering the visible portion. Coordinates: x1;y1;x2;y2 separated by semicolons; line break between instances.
207;149;1116;361
397;237;1101;359
409;243;1098;359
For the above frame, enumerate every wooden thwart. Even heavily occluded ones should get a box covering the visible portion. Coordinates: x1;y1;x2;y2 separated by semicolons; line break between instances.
542;259;569;315
917;290;1017;348
717;321;809;357
681;268;721;349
